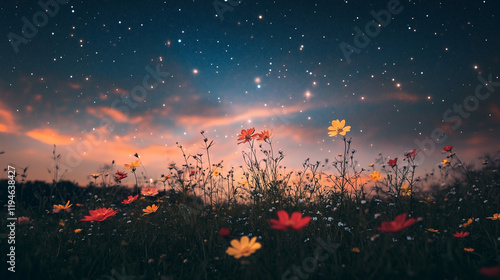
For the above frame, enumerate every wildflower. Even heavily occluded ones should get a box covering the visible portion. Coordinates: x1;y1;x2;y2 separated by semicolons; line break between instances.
219;227;231;237
486;213;500;221
122;195;139;204
53;201;72;213
388;158;398;167
376;213;421;233
441;159;450;165
400;185;411;196
237;128;257;144
59;219;65;227
462;218;474;228
270;210;311;231
328;119;351;137
213;170;220;176
463;248;474;252
168;162;177;170
479;266;500;278
81;208;117;222
452;231;469;238
256;130;272;141
114;171;127;182
443;145;453;152
90;173;100;179
74;229;82;233
405;149;417;159
369;163;375;167
143;204;159;215
124;160;140;170
17;216;30;225
226;236;262;259
351;247;360;253
141;187;159;197
426;228;439;234
239;181;249;187
369;170;382;182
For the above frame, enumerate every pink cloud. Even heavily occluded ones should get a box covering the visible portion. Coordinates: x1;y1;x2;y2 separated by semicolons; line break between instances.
25;128;74;145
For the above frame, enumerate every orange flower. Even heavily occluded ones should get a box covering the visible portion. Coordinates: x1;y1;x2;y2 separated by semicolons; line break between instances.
122;195;139;204
369;170;382;182
143;204;159;215
351;247;360;253
463;248;474;252
124;160;140;170
377;213;421;233
461;218;474;228
388;158;398;167
269;210;311;231
53;201;72;213
486;213;500;220
81;208;117;222
256;130;272;141
237;128;257;144
74;229;82;233
141;187;159;197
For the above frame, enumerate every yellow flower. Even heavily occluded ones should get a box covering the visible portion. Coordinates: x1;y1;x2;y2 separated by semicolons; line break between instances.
351;247;360;253
486;213;500;220
369;171;382;182
91;173;100;179
143;204;159;215
400;185;411;196
124;160;140;170
463;248;474;252
226;236;262;259
328;119;351;137
426;228;439;234
213;170;220;176
462;218;474;228
74;229;82;233
441;159;450;165
239;181;249;187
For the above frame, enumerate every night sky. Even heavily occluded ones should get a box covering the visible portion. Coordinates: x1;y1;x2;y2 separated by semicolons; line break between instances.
1;0;499;185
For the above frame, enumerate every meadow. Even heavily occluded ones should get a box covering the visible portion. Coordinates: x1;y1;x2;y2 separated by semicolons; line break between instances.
1;122;500;280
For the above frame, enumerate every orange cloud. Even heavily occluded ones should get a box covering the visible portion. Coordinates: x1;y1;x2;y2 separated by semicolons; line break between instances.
0;103;19;134
177;103;314;129
25;128;74;145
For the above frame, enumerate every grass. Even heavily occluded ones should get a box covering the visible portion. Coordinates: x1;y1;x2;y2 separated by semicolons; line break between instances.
1;131;500;280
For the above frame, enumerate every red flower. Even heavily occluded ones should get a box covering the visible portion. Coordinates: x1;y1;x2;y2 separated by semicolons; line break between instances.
256;130;272;141
479;266;500;278
270;210;311;231
443;145;453;152
388;158;398;167
80;208;117;222
219;227;231;237
405;149;417;159
122;195;139;204
452;231;469;238
237;128;257;144
377;213;421;233
114;171;127;182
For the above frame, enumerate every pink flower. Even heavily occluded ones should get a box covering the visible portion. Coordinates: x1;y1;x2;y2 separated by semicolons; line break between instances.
270;210;311;231
141;187;159;197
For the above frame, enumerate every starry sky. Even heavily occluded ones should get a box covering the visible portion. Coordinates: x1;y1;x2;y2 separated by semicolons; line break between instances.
1;0;499;186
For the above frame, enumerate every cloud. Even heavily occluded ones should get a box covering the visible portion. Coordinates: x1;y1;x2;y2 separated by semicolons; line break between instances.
25;128;74;145
0;102;19;134
86;106;144;124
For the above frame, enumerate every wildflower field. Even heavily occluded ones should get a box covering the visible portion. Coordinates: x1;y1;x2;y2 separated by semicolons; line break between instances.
2;121;500;280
